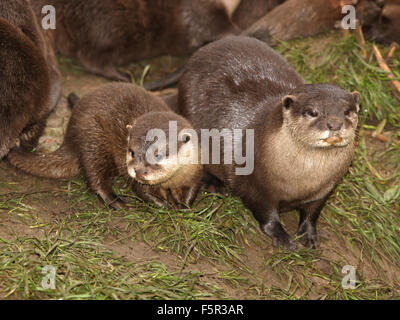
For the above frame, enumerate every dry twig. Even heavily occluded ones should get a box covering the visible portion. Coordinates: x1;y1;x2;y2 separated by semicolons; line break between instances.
372;45;400;95
355;20;367;58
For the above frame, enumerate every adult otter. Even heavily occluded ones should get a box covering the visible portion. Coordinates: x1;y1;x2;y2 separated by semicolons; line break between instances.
29;0;243;81
0;0;61;111
178;36;360;250
8;83;202;209
0;14;50;159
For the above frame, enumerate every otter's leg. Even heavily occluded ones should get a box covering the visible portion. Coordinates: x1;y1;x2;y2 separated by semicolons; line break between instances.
296;196;329;249
243;194;297;251
260;207;297;251
183;183;201;208
171;184;201;209
93;173;126;209
133;184;169;207
202;174;228;195
97;185;127;210
80;152;125;209
19;119;47;151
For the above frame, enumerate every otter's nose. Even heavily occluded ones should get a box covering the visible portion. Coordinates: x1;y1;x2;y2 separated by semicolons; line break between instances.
136;169;148;180
327;121;343;132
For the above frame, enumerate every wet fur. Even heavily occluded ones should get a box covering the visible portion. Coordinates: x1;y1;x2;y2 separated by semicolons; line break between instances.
178;36;359;250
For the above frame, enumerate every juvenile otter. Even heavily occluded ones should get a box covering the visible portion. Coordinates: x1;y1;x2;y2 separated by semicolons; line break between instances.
0;15;50;159
178;36;360;250
0;0;61;111
8;83;202;209
29;0;242;81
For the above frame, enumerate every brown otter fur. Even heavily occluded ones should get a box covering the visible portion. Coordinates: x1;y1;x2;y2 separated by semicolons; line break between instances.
233;0;285;30
29;0;242;81
8;83;202;209
0;9;51;159
0;0;61;111
126;111;202;208
240;0;388;43
242;0;351;42
364;0;400;44
178;36;360;250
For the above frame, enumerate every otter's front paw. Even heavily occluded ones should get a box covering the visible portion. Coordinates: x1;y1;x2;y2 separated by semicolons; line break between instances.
108;198;128;210
296;222;320;249
272;234;298;251
262;222;297;251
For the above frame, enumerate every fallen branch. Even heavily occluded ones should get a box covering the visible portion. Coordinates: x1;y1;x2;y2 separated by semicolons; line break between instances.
386;42;399;62
364;130;389;143
372;44;400;94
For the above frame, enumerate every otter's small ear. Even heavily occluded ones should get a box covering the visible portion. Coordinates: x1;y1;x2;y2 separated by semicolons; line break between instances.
352;91;361;112
126;119;137;131
282;95;297;110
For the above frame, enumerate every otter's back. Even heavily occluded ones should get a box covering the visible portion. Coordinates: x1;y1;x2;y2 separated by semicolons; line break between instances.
179;36;304;130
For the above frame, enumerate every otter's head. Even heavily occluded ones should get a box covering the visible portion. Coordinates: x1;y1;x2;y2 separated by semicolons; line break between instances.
125;112;198;186
281;84;360;148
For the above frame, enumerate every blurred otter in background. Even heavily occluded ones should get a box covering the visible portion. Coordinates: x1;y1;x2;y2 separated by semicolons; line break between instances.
363;0;400;44
232;0;285;29
0;0;52;159
241;0;385;43
29;0;247;82
26;0;397;91
0;0;61;112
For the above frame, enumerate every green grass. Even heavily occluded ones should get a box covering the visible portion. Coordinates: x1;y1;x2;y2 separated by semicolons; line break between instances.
0;236;224;299
276;32;400;126
1;31;400;300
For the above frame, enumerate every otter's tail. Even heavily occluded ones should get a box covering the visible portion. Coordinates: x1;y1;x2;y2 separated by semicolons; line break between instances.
7;144;80;179
143;65;184;91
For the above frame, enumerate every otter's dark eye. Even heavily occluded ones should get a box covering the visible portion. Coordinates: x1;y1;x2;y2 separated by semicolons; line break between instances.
183;134;191;143
303;110;319;118
130;150;135;158
344;108;352;116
